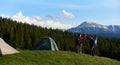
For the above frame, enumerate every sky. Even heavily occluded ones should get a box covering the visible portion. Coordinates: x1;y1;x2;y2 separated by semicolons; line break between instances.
0;0;120;29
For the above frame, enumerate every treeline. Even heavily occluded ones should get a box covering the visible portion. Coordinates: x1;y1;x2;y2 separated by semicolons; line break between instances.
0;17;77;50
0;17;120;60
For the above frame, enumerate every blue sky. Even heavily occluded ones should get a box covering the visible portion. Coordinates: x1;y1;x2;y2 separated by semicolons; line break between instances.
0;0;120;29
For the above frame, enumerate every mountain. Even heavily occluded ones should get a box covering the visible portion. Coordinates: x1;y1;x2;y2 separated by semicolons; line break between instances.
68;22;120;38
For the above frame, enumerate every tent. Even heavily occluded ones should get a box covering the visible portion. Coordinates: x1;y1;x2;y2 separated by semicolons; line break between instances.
32;36;59;51
0;38;19;55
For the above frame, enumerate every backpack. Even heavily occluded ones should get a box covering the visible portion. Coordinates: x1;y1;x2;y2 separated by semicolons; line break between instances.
75;37;79;45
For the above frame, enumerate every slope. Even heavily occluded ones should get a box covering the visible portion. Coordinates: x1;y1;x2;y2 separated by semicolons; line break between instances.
0;50;120;65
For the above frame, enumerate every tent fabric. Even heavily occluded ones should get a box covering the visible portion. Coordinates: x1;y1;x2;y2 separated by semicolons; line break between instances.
0;38;19;55
32;36;59;51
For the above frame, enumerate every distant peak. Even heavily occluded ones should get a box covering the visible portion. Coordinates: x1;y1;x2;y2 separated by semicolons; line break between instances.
80;21;96;26
79;21;108;29
80;21;88;25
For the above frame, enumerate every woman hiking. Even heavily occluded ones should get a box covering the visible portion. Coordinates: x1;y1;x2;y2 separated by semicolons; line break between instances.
77;34;87;54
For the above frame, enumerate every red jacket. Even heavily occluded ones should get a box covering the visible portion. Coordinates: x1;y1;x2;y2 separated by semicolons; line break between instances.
78;36;86;44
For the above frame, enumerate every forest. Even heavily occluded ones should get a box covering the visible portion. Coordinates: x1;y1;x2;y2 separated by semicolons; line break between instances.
0;17;120;60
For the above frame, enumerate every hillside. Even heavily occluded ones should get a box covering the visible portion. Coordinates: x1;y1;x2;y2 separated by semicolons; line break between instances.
0;50;120;65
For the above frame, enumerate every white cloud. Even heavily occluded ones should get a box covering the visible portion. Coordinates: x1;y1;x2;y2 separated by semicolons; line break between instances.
43;20;72;29
1;11;73;30
44;10;75;21
62;10;75;19
11;11;31;24
31;16;73;29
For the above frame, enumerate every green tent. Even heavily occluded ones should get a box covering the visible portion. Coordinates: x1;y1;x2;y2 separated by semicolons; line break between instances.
32;36;59;51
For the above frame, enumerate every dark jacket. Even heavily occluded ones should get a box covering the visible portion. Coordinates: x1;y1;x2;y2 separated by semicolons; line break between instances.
87;36;95;48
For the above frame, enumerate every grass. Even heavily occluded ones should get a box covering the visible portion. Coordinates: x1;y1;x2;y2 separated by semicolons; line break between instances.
0;50;120;65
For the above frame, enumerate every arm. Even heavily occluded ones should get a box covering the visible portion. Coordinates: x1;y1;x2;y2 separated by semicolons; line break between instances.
83;34;87;39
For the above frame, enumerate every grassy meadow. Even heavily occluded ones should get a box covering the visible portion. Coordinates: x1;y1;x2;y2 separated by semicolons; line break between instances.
0;50;120;65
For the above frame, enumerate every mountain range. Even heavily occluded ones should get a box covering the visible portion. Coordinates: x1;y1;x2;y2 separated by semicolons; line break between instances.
68;22;120;38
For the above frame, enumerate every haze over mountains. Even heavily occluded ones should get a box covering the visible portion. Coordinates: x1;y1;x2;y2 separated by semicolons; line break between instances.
68;22;120;38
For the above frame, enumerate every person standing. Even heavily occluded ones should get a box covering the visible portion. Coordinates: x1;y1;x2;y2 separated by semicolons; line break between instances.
77;34;86;54
87;35;97;56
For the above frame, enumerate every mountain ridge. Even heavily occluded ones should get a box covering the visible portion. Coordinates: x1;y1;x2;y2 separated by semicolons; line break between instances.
68;22;120;38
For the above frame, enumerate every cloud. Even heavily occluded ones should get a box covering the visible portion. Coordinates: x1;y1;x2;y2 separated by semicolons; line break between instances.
62;10;75;19
31;16;73;29
41;20;72;29
45;10;75;21
11;11;31;24
1;11;73;30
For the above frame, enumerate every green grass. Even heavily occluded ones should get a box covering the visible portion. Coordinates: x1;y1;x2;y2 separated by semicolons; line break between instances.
0;50;120;65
